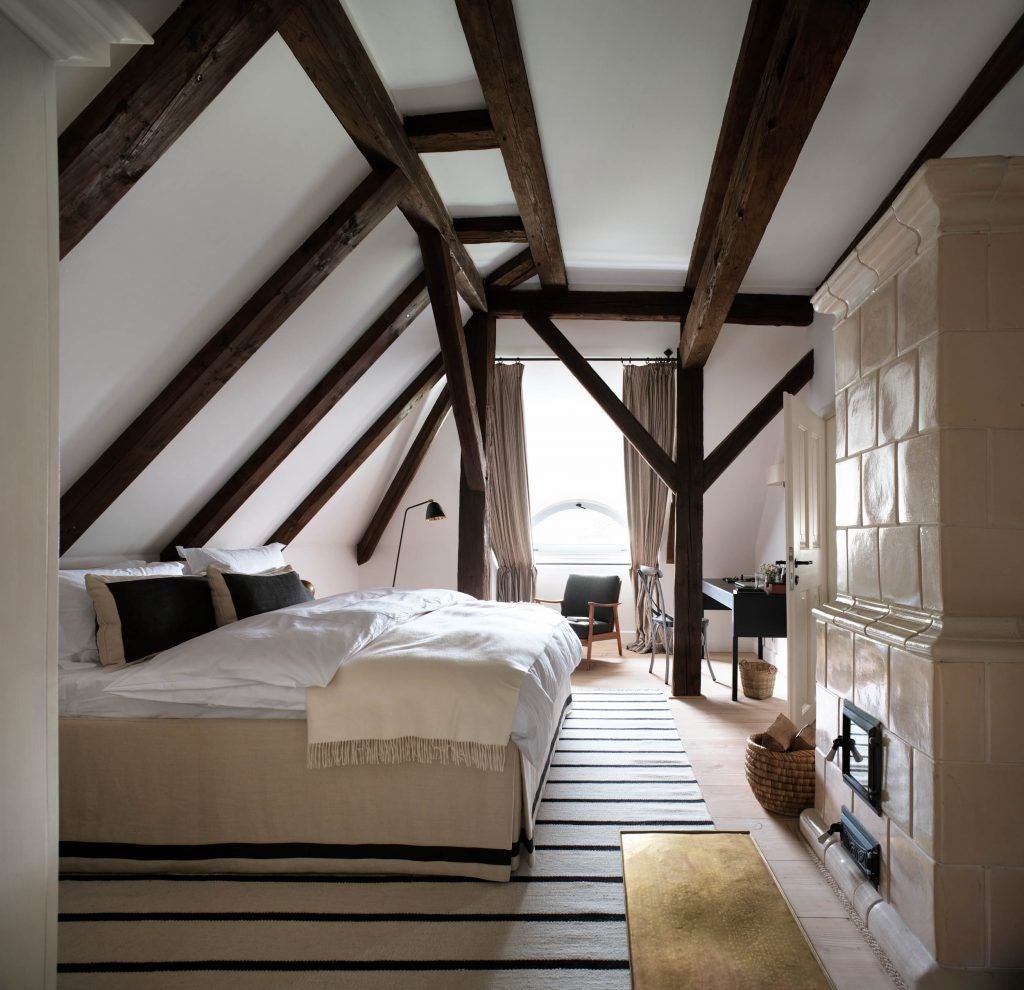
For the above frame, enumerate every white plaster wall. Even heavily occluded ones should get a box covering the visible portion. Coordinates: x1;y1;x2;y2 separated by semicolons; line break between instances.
0;13;59;986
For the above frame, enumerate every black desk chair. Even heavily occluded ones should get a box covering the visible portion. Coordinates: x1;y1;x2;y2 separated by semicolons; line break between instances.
536;573;622;669
636;566;717;686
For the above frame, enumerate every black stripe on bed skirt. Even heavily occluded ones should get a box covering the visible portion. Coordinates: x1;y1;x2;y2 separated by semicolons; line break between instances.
59;910;627;923
540;797;706;804
536;819;715;826
59;841;517;867
59;873;627;885
58;959;632;974
550;762;692;768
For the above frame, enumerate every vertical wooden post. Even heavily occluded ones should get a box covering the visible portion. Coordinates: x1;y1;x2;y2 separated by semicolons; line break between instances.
673;365;704;697
458;313;495;597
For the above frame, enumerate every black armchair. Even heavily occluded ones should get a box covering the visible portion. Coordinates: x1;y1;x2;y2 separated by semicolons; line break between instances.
536;573;622;669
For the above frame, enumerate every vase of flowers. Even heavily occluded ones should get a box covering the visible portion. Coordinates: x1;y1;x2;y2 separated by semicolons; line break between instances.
760;563;787;595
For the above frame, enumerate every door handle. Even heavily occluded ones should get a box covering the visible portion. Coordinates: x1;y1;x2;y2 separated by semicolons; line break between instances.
793;559;812;567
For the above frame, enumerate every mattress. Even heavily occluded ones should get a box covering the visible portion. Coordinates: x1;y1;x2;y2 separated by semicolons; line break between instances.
58;624;576;770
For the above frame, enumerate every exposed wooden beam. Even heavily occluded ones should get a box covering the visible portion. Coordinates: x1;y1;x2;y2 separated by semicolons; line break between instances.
280;0;487;311
673;366;704;697
58;0;292;258
685;0;780;290
523;312;678;492
681;0;868;368
404;109;498;152
163;274;430;558
703;350;814;490
823;10;1024;284
356;388;452;566
419;228;487;491
455;0;567;287
458;313;496;597
60;166;407;554
269;356;445;546
485;248;537;289
454;216;528;244
489;288;813;324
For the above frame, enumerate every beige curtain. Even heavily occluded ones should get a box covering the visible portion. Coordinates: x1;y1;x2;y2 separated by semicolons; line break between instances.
623;363;675;651
487;363;536;602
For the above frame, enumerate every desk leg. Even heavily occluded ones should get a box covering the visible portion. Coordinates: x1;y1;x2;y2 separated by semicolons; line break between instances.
732;635;739;702
757;636;763;660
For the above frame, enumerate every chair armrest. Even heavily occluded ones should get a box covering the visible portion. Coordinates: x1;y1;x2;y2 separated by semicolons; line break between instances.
534;598;564;605
587;602;620;609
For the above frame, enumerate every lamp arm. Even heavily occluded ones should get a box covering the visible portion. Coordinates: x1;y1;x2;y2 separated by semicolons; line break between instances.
392;501;432;587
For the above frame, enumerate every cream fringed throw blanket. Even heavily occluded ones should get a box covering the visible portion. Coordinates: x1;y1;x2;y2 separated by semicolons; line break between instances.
306;600;570;772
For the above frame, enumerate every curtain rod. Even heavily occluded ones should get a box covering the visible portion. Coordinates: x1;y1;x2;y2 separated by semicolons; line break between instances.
495;354;675;364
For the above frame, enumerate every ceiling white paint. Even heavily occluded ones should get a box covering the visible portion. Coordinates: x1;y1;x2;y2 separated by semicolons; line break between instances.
54;0;1024;588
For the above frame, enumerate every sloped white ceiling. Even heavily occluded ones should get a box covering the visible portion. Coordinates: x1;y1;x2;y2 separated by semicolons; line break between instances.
55;0;1024;584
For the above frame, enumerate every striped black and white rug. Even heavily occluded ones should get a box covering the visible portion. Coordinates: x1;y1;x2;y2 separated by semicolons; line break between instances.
58;690;712;988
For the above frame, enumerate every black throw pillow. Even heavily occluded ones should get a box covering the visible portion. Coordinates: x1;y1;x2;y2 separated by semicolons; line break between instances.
220;569;313;621
86;575;217;666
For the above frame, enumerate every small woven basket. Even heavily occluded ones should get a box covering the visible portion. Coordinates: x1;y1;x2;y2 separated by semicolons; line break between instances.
745;732;815;817
739;659;777;699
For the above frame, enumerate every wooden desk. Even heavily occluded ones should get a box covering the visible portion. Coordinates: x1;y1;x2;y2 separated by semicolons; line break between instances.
702;579;787;701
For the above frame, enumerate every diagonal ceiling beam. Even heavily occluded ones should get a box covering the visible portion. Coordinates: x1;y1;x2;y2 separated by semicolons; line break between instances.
269;356;445;546
685;0;781;291
703;350;814;490
488;288;812;324
280;0;487;311
822;10;1024;285
59;0;293;258
523;312;678;492
454;216;528;243
485;247;537;289
681;0;868;368
404;109;498;152
59;165;407;553
162;273;430;558
455;0;567;287
419;228;487;491
356;387;452;565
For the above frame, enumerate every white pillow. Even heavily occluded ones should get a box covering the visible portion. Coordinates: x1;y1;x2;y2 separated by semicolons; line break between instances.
58;562;185;667
176;543;287;576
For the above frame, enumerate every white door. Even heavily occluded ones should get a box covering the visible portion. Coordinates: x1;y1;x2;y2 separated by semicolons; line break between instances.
784;393;827;724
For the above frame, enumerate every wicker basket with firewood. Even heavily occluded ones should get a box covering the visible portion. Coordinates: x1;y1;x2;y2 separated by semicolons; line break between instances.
744;714;815;817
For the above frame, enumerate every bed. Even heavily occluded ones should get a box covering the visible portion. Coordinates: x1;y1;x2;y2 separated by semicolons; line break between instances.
58;588;580;881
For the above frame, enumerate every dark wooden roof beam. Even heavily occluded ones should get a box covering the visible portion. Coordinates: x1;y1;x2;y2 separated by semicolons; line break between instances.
419;228;487;491
404;109;498;152
356;387;453;565
162;273;430;557
681;0;868;367
822;11;1024;284
281;0;487;311
703;350;815;490
455;0;567;287
59;0;294;258
484;248;537;289
269;356;445;545
488;288;812;325
59;165;407;553
523;312;678;492
454;216;528;243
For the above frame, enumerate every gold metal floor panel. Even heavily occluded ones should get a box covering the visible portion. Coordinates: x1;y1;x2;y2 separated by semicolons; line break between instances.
622;831;832;990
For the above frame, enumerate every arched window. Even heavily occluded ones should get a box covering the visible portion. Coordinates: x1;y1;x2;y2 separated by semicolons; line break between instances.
531;499;630;564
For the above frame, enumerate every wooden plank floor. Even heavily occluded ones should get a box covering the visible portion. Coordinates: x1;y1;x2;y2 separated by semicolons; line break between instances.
573;643;897;990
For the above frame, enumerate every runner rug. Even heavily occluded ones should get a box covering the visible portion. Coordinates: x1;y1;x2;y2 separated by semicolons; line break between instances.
58;689;713;989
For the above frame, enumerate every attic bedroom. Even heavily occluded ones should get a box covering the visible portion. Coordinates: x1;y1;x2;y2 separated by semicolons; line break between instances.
2;1;1023;988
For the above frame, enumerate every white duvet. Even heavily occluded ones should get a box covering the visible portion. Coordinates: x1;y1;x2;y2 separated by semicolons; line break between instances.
101;588;582;769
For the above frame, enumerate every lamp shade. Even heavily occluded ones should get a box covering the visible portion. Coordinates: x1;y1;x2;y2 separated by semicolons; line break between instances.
425;500;446;521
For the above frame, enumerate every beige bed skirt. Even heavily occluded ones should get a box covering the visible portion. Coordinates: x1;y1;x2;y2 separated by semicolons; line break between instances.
59;717;530;882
